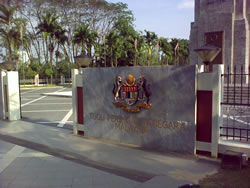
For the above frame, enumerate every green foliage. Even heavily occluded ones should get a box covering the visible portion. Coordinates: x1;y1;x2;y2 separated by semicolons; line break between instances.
0;0;190;83
110;16;137;66
45;68;53;77
29;58;42;74
36;12;60;34
27;68;37;79
0;4;27;61
73;24;89;54
56;58;71;76
17;63;28;80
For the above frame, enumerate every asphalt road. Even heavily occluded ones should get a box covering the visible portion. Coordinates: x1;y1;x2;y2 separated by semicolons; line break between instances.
20;87;73;131
221;105;250;142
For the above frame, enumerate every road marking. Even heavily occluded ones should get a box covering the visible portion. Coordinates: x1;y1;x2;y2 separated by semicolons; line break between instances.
21;88;66;107
54;88;68;92
57;109;73;127
228;115;250;118
0;145;25;173
21;88;42;94
37;121;73;124
22;93;43;95
21;96;47;107
27;103;72;105
21;95;43;97
33;99;71;101
22;110;69;113
19;152;52;158
223;115;250;125
21;93;44;95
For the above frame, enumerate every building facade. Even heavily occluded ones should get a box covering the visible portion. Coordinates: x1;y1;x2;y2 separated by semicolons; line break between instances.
190;0;250;73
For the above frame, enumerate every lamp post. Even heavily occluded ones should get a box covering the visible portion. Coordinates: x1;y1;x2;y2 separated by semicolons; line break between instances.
194;45;221;72
74;54;92;69
72;54;91;135
0;61;16;71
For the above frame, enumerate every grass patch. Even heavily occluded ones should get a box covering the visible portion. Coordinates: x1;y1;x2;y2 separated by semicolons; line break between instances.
199;166;250;188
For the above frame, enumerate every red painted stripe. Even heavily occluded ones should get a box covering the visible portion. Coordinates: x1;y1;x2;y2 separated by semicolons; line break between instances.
77;87;84;124
196;150;211;157
196;91;212;142
4;85;8;113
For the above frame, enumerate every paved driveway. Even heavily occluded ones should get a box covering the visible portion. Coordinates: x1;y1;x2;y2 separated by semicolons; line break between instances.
20;87;73;130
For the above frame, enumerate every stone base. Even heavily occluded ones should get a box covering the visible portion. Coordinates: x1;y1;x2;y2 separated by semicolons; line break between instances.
221;150;243;170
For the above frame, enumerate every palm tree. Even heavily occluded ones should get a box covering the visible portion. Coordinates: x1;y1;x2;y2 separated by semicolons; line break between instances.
54;26;67;80
159;37;173;65
0;4;25;61
113;17;137;66
54;26;67;59
86;30;98;57
113;37;123;67
143;30;158;66
170;38;180;65
107;31;119;67
73;24;90;55
37;12;60;64
178;39;189;65
36;12;61;84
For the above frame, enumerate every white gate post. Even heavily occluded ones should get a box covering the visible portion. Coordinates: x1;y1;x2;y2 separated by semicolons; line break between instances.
196;64;224;157
72;69;84;135
0;71;21;121
0;71;6;119
34;74;39;86
60;75;65;85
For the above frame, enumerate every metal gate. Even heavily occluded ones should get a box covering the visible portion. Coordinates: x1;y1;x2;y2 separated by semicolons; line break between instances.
220;65;250;142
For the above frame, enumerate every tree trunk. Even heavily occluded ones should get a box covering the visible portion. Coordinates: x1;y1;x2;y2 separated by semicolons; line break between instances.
7;37;12;61
50;74;53;85
111;47;113;67
62;45;70;61
115;56;117;67
42;36;47;63
147;55;150;66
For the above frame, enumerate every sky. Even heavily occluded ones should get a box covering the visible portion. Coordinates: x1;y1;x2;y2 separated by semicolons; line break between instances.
107;0;194;39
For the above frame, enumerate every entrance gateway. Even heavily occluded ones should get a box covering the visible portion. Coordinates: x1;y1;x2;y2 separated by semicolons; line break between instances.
72;65;224;156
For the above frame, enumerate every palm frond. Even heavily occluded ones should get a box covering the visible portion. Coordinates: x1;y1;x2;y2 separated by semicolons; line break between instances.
0;19;8;25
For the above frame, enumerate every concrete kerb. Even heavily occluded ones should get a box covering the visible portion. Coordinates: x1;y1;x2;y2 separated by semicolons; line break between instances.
20;85;64;88
0;133;155;183
0;119;220;187
40;91;72;98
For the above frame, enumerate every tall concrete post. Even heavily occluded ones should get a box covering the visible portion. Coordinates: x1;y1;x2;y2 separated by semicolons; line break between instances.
72;69;84;135
196;65;224;157
0;71;6;119
72;69;79;135
0;71;21;121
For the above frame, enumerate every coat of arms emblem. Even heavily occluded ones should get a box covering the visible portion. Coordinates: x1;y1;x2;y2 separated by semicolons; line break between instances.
113;74;152;112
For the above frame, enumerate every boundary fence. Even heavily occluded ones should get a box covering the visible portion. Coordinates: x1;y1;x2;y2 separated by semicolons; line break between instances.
220;65;250;142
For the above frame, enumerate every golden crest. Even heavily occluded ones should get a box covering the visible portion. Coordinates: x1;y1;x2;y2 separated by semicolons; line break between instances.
112;74;152;113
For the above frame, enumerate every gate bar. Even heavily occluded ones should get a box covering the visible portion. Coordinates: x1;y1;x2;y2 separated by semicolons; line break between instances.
248;66;250;104
240;65;243;105
227;66;230;104
234;65;236;105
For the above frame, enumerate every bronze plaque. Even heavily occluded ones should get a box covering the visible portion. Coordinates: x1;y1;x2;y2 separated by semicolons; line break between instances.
205;31;223;71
